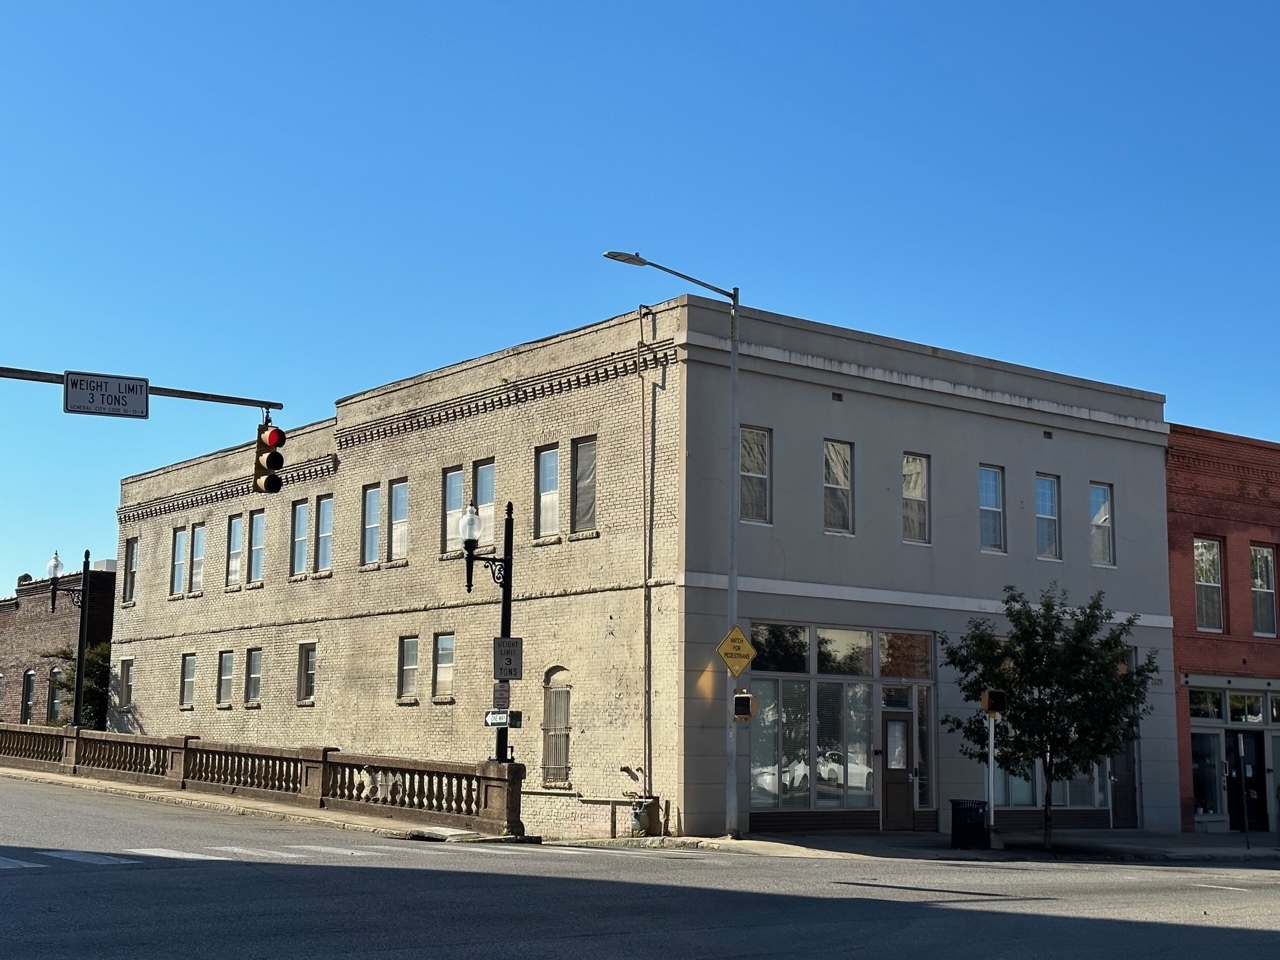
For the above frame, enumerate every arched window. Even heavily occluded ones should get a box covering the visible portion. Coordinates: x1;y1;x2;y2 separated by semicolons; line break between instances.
47;669;64;723
21;670;36;724
541;667;572;785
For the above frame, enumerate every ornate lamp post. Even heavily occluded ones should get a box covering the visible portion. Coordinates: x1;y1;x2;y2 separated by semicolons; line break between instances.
460;500;515;762
47;549;91;728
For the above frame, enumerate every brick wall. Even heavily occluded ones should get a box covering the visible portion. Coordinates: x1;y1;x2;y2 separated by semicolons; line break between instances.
1167;423;1280;830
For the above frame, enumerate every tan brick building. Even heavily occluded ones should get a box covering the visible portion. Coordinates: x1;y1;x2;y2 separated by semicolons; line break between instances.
110;297;1180;838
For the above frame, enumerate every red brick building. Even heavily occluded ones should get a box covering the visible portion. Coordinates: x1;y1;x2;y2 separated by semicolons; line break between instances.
0;560;116;726
1167;424;1280;833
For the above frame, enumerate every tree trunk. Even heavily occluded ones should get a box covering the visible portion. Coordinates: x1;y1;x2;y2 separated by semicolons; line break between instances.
1042;778;1054;851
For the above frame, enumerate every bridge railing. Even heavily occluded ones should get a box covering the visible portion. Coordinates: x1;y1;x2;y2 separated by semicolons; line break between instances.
0;723;524;837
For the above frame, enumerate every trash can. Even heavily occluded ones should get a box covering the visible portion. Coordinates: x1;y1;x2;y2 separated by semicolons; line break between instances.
949;799;989;849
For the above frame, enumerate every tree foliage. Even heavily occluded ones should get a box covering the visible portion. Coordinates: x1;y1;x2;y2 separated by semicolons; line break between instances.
38;641;112;730
940;585;1159;849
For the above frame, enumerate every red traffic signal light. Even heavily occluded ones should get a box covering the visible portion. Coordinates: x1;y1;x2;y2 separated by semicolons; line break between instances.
253;423;287;494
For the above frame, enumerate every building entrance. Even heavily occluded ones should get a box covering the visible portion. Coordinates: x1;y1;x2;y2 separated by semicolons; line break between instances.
1226;731;1268;833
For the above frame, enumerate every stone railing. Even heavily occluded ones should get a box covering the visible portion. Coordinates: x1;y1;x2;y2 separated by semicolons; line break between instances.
0;723;525;837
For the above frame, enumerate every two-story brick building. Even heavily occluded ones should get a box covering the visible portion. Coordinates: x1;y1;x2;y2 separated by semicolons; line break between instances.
1167;424;1280;834
109;296;1180;838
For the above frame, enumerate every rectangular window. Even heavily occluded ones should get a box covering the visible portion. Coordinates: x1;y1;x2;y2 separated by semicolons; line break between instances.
571;437;596;533
823;440;853;533
475;461;495;546
216;651;234;704
1036;474;1060;559
361;485;381;564
123;538;138;602
1194;537;1223;631
119;659;134;708
443;468;464;551
180;654;196;706
189;524;205;592
170;528;187;596
398;637;419;699
390;480;409;560
315;496;333;572
1252;545;1276;636
248;510;265;582
1189;688;1224;720
1090;483;1114;565
47;670;63;723
291;500;309;576
226;515;244;586
542;684;571;784
979;466;1004;552
244;648;262;703
741;427;771;522
902;454;929;543
433;634;455;697
297;643;316;703
536;446;559;537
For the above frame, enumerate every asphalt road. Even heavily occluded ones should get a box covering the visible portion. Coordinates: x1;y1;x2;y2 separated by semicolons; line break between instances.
2;777;1278;959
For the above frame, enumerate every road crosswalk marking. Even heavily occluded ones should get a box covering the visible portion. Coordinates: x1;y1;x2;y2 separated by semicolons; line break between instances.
37;851;140;865
0;856;46;869
207;846;307;859
285;845;385;857
124;848;232;860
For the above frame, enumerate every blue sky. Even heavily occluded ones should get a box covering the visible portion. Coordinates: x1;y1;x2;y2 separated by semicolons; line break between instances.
1;2;1277;593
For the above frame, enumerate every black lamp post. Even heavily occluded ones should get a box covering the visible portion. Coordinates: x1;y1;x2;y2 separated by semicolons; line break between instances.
47;549;91;728
460;500;514;763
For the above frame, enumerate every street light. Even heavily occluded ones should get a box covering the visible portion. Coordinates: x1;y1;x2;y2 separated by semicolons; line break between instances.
604;250;743;837
47;549;92;728
460;500;515;763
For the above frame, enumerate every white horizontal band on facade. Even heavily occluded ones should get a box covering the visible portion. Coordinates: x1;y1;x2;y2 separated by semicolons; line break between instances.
678;570;1174;630
1181;674;1278;692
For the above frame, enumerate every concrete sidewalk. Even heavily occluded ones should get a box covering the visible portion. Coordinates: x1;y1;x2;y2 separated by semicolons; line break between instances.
5;765;1279;862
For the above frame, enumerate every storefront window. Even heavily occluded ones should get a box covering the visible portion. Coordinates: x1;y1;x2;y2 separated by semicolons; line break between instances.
779;681;810;808
749;679;780;809
882;686;910;709
879;632;932;679
994;766;1037;806
1189;689;1224;720
1190;732;1222;815
815;682;844;808
1228;694;1263;724
817;628;872;676
846;683;874;808
751;623;808;673
1272;695;1280;724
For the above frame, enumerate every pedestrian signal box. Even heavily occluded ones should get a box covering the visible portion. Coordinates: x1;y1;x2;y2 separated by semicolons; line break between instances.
981;689;1007;714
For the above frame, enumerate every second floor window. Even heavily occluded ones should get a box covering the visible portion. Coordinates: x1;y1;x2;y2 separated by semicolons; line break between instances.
475;462;495;546
741;427;771;523
123;537;138;602
398;637;419;699
315;496;334;572
433;634;455;697
170;528;187;596
248;511;265;583
1194;537;1223;631
824;441;853;533
390;480;409;560
362;485;381;564
1036;474;1060;559
245;648;262;702
1090;483;1114;566
537;446;559;537
979;466;1004;552
297;643;317;703
226;515;244;586
444;468;463;551
291;500;309;576
1251;545;1276;636
190;524;205;591
902;454;929;543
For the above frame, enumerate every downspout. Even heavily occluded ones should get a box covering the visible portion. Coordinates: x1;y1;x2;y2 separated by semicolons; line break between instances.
637;305;654;803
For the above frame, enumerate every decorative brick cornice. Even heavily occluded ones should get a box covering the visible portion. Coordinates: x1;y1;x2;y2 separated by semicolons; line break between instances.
117;455;339;524
1166;450;1280;488
335;344;676;451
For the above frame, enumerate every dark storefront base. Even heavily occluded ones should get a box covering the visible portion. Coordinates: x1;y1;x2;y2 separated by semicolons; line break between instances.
751;808;1109;833
750;809;939;832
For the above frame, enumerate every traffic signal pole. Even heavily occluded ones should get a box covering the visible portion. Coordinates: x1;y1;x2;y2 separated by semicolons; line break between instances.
0;365;283;413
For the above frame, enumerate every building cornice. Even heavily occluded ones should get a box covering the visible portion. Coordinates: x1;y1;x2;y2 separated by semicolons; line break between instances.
334;343;676;450
118;455;339;524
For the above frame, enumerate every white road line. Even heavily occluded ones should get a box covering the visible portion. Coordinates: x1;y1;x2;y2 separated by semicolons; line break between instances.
124;848;232;860
37;851;141;865
207;847;307;859
1194;883;1250;892
0;857;47;869
284;845;385;857
363;844;460;853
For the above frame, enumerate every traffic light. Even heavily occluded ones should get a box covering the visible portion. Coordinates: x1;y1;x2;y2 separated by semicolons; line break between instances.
981;689;1007;715
253;423;287;494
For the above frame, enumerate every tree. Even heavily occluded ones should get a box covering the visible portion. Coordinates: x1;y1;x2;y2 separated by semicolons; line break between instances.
39;642;112;730
940;585;1159;850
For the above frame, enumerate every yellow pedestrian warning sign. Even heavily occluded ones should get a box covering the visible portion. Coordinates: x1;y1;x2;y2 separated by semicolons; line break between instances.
717;626;756;678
